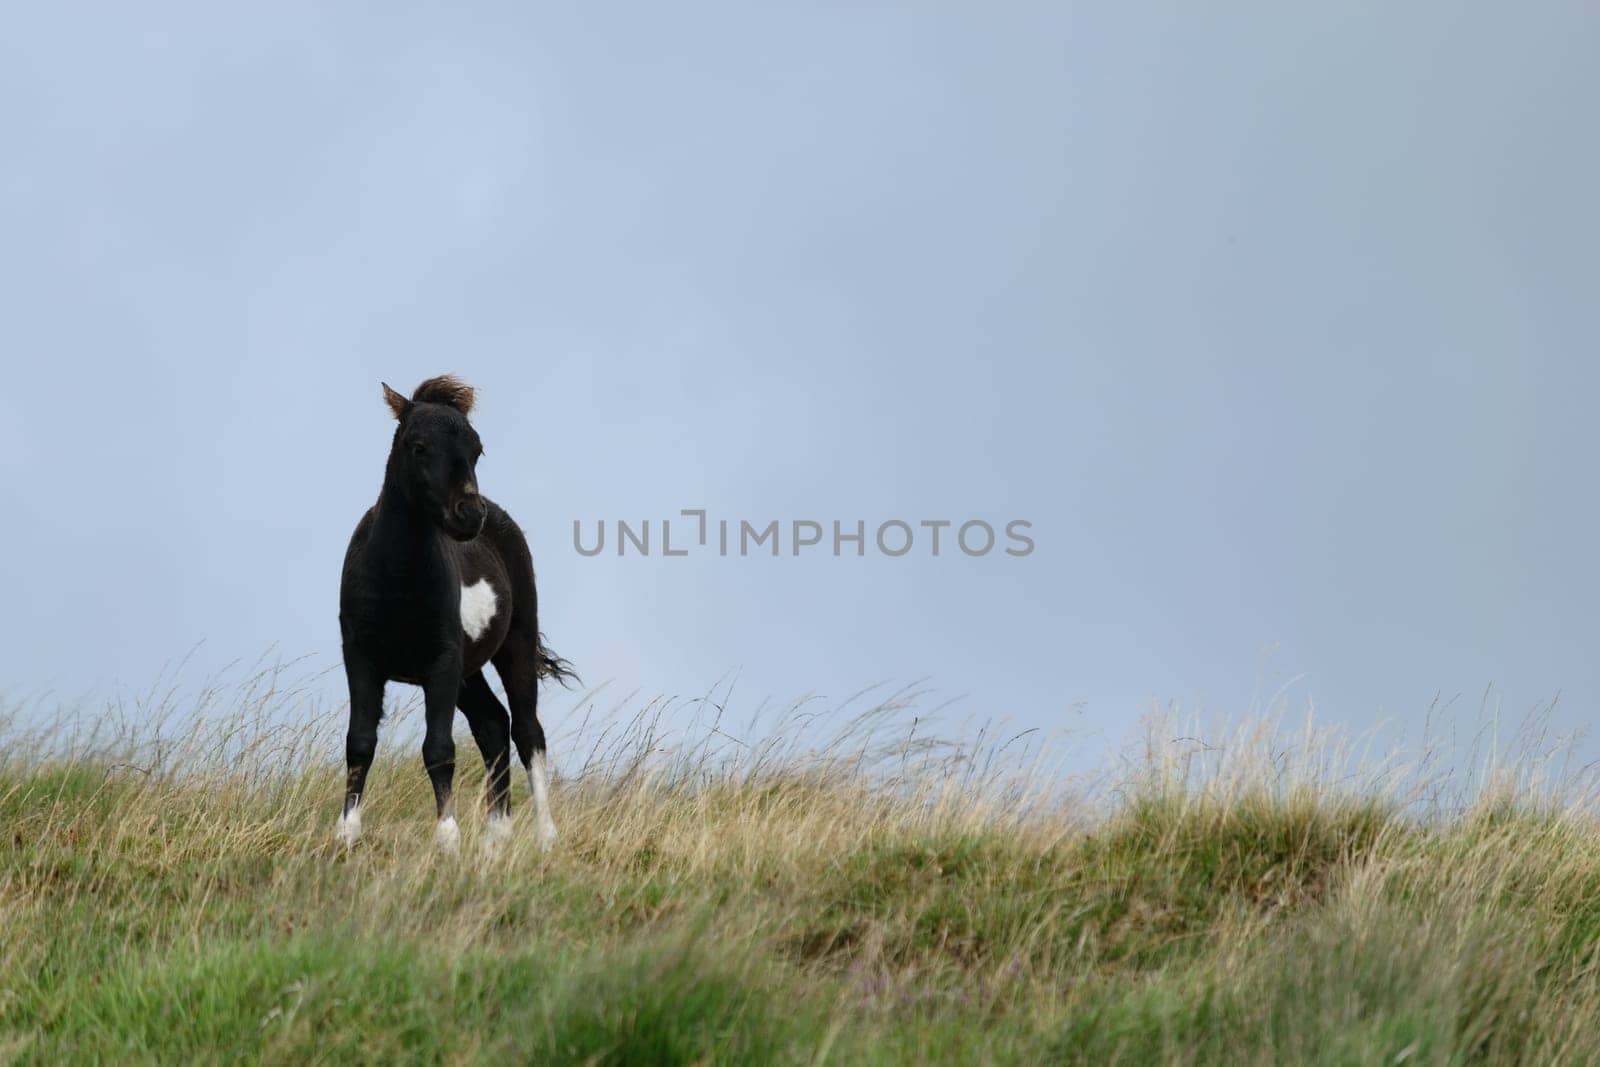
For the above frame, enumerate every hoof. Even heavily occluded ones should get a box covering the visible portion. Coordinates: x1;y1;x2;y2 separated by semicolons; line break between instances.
536;818;559;852
435;816;461;854
483;812;513;858
335;808;363;849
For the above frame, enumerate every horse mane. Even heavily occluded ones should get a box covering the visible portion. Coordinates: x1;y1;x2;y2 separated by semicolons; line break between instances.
410;375;476;415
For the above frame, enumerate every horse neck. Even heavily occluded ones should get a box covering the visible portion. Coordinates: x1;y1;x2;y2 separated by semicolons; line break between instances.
370;473;443;571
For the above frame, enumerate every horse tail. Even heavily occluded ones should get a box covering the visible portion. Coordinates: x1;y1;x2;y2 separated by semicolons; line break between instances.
536;634;579;688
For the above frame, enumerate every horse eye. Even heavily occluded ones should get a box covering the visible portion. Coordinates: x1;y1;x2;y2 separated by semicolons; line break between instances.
409;440;427;455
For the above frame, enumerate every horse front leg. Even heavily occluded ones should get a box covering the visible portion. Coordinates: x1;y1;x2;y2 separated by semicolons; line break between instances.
339;649;385;848
421;657;463;853
458;671;514;856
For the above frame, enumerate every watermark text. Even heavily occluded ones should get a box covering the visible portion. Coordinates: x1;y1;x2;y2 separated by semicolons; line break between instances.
572;510;1034;559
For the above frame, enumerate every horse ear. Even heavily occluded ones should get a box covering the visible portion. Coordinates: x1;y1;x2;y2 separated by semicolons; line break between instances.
381;382;410;420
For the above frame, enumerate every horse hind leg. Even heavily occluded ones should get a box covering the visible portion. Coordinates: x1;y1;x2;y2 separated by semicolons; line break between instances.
495;640;558;850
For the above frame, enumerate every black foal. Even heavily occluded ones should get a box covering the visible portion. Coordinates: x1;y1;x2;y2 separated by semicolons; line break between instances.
337;375;574;852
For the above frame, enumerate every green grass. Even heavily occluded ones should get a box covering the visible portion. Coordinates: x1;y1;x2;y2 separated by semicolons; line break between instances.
3;703;1600;1064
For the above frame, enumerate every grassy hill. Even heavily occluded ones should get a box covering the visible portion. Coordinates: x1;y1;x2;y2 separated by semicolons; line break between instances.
2;689;1598;1064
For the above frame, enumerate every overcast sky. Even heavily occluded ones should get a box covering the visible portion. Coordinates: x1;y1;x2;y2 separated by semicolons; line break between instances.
2;4;1595;767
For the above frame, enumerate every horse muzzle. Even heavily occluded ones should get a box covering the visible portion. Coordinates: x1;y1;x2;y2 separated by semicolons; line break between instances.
444;496;487;541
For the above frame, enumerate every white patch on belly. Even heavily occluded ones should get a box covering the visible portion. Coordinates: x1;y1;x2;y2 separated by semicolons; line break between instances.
460;578;498;641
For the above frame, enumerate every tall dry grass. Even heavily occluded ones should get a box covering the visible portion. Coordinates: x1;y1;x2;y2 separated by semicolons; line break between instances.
1;663;1597;1064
